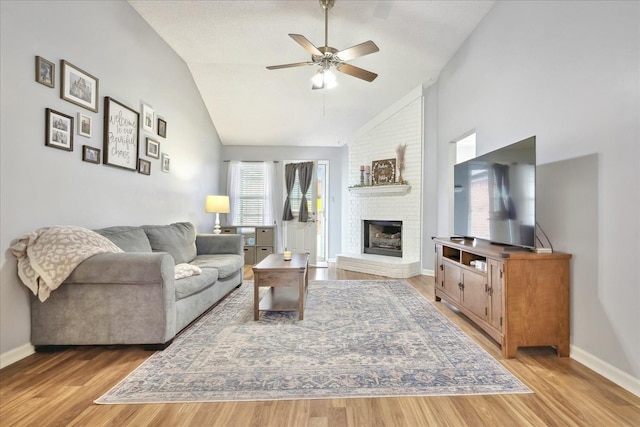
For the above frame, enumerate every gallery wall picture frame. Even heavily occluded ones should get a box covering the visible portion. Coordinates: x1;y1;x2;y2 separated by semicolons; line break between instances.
141;104;155;133
45;108;73;152
157;118;167;138
161;153;170;173
146;138;160;159
61;60;99;112
138;159;151;175
103;96;139;171
371;158;396;185
36;56;55;88
77;112;92;137
82;145;100;164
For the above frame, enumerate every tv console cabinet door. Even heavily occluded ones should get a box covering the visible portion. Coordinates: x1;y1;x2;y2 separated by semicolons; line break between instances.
441;260;462;302
461;269;487;321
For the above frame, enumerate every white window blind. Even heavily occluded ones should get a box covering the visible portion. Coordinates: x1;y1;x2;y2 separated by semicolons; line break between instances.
230;162;272;226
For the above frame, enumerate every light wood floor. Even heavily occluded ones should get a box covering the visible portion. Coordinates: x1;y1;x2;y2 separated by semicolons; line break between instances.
1;265;639;426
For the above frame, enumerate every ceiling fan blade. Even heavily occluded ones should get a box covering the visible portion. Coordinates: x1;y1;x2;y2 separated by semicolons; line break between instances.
335;40;379;62
266;61;315;70
289;34;323;57
336;63;378;82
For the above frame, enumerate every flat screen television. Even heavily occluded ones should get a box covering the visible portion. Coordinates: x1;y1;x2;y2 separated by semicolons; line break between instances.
453;136;536;248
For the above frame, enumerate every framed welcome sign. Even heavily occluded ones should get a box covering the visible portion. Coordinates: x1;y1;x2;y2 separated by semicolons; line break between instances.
103;97;139;171
371;158;396;185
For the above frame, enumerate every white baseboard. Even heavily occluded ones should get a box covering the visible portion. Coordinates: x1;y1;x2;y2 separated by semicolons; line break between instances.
571;344;640;397
422;269;434;277
0;343;35;369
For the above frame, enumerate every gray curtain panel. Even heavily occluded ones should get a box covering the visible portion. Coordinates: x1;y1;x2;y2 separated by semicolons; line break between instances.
282;162;296;221
297;161;314;222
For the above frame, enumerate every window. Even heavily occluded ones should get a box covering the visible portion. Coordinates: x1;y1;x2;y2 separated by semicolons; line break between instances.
228;161;276;226
456;132;476;164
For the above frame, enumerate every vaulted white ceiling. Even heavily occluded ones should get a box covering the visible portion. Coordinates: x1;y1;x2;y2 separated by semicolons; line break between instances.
128;1;494;146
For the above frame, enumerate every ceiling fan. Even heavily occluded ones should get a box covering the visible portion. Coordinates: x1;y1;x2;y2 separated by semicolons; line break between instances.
266;0;379;90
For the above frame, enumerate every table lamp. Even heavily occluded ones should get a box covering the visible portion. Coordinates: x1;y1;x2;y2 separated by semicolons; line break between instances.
205;195;230;234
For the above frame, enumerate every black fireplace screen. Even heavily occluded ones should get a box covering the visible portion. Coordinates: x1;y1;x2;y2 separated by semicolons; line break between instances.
363;220;402;257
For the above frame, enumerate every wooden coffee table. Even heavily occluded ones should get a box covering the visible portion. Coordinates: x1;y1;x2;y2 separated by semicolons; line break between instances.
253;253;309;320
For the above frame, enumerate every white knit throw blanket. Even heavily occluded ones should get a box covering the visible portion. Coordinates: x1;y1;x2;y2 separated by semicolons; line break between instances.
9;226;123;301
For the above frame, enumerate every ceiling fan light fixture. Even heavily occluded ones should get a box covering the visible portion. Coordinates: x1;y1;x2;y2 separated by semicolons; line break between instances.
311;69;325;89
311;68;338;90
324;69;337;88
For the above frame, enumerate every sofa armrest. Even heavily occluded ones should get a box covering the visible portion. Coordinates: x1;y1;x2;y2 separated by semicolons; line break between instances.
196;234;243;256
31;252;177;346
65;252;175;285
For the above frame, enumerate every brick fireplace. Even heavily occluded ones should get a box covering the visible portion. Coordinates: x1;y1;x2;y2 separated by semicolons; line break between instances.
336;93;423;278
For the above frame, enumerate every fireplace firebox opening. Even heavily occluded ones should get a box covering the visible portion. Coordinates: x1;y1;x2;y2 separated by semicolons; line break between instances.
363;220;402;257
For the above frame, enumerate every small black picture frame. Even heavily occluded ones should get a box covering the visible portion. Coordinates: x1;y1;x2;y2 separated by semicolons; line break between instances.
157;118;167;138
138;158;151;175
36;56;55;88
82;145;100;164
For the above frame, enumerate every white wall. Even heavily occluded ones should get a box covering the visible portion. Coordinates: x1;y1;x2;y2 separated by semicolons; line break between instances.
434;0;639;391
0;1;223;360
421;84;439;273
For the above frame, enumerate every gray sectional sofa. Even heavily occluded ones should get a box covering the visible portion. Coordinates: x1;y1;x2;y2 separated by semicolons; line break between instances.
30;222;244;350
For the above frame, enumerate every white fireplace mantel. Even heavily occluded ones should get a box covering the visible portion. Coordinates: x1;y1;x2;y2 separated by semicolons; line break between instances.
348;184;411;196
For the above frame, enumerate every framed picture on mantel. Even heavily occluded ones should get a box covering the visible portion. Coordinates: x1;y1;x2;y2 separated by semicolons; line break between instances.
371;158;396;185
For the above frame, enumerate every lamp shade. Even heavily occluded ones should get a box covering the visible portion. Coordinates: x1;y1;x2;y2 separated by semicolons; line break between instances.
205;195;230;213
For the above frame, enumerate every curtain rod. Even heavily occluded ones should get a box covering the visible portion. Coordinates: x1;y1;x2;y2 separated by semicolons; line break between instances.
223;160;279;163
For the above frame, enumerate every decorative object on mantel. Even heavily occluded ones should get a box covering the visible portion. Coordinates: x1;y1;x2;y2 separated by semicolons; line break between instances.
365;165;370;185
371;158;396;185
359;165;365;185
396;143;407;183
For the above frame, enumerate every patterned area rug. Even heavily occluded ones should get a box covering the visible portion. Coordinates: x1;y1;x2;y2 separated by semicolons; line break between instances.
96;280;530;404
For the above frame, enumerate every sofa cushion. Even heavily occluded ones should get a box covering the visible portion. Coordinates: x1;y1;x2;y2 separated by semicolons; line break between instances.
94;226;152;252
191;254;244;279
174;268;219;300
143;222;197;264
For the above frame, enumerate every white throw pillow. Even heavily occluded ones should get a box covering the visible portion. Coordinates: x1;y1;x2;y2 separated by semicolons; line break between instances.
174;263;202;280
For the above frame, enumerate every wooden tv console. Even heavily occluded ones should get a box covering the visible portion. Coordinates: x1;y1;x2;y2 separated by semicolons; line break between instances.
433;237;572;358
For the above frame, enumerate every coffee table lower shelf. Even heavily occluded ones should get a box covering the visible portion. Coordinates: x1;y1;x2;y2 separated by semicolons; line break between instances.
258;287;303;312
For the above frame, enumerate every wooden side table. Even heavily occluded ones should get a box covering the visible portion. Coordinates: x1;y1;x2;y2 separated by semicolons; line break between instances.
253;253;309;320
